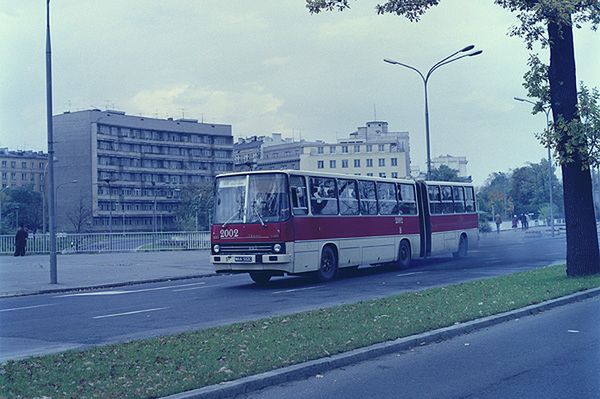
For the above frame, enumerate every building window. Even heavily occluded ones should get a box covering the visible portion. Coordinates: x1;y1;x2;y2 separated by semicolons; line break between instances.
366;159;373;167
342;145;348;153
391;158;398;166
329;160;336;168
379;158;385;167
21;162;27;168
366;145;372;153
367;173;373;176
379;173;386;178
11;161;15;168
329;146;336;154
354;159;361;167
378;144;385;151
342;160;348;168
391;172;398;178
1;161;5;167
354;145;360;153
317;161;324;169
317;147;324;154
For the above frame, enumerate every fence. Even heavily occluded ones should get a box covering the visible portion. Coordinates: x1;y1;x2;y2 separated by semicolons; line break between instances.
0;231;211;255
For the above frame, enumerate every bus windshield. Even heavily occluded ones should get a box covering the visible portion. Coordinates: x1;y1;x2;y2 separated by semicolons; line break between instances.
214;173;290;225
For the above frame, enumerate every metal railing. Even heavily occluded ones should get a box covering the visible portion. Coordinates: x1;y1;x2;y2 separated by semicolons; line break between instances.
0;231;211;255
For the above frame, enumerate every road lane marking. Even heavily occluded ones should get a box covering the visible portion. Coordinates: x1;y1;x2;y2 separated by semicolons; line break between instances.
173;286;210;292
92;307;169;319
0;304;55;313
56;282;207;297
272;286;319;295
396;272;425;277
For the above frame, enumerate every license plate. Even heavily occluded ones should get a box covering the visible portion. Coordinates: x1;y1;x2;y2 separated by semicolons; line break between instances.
234;256;253;263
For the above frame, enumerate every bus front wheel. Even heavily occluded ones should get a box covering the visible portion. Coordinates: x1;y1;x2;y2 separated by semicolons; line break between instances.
249;271;272;285
317;246;338;282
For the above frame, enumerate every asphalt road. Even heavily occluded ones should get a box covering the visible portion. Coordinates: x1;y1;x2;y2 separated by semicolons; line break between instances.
0;233;569;361
239;296;600;399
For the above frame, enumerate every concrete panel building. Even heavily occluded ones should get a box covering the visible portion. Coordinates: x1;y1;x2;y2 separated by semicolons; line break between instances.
0;148;47;192
53;109;233;232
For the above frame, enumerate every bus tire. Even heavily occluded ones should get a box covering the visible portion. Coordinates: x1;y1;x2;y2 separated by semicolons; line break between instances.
249;271;272;285
317;245;338;282
453;235;468;258
395;240;412;269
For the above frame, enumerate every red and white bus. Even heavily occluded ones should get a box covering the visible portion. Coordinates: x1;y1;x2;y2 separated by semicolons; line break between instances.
210;170;478;284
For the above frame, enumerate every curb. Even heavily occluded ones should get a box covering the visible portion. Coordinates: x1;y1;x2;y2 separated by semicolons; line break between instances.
162;287;600;399
0;272;218;298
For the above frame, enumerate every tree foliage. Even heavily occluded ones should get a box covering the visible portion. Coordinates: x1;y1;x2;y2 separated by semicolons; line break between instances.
478;161;563;220
174;183;214;231
0;186;42;234
522;55;600;169
428;165;471;182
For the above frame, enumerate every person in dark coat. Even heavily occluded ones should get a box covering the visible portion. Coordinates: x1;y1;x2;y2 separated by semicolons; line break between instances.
14;224;28;256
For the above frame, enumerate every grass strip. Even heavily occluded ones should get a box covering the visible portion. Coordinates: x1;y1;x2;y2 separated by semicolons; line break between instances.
2;264;599;399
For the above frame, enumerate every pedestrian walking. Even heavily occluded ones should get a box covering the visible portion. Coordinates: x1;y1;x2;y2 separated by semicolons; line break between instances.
14;224;28;256
512;215;518;229
495;214;502;233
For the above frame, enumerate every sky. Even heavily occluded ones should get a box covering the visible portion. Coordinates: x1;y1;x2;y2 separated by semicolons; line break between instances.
1;0;599;185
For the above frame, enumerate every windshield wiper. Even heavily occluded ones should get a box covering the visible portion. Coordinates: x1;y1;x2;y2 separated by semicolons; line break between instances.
252;202;266;227
222;208;243;228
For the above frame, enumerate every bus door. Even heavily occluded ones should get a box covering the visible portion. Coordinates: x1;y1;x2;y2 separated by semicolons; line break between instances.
415;181;431;257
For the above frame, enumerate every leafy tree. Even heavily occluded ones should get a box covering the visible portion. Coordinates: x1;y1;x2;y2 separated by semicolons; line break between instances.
174;183;214;231
428;165;471;182
307;0;600;275
0;186;42;234
478;172;512;219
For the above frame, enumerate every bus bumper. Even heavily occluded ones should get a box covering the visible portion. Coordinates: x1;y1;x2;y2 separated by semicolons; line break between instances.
211;254;294;273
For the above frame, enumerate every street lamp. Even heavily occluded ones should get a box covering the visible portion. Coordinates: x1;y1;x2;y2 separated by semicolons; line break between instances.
384;45;483;179
55;179;78;203
45;0;58;284
514;96;555;236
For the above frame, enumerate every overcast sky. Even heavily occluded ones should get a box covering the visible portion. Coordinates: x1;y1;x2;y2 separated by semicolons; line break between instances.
1;0;598;184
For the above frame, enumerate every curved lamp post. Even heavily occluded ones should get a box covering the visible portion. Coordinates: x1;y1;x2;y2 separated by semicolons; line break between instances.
384;45;483;179
514;96;555;236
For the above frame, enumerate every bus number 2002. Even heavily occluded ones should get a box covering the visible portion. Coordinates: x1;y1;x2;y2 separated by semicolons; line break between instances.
220;229;239;238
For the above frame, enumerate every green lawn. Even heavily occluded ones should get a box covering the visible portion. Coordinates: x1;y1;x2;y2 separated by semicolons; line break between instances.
1;265;599;399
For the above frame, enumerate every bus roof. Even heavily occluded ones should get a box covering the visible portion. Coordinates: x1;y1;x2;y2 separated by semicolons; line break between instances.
215;169;416;185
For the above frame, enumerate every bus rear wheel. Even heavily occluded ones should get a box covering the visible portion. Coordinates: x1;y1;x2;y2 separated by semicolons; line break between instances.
316;246;338;282
249;271;272;285
453;235;468;258
395;240;412;269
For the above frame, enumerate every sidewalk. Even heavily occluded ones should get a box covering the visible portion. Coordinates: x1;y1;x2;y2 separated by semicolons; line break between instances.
0;250;215;297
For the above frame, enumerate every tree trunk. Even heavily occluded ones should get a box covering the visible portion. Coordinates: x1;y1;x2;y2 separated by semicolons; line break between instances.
547;18;600;276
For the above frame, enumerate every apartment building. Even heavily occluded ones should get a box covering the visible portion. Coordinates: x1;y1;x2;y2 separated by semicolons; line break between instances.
53;109;233;232
0;148;47;192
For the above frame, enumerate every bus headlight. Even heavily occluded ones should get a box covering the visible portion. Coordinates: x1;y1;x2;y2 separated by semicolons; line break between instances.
273;244;282;253
213;244;220;254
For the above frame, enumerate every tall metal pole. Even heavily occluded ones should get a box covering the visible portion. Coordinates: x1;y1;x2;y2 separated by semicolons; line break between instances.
423;82;431;178
46;0;58;284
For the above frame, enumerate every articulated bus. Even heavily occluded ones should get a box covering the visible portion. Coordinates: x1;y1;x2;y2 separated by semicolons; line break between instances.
210;170;478;284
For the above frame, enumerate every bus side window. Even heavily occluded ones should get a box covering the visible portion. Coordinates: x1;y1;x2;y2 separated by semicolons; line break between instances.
453;186;465;213
441;186;454;214
428;185;442;215
398;183;417;215
338;179;359;215
310;177;339;215
358;180;378;215
290;175;308;215
465;186;476;213
377;182;398;215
